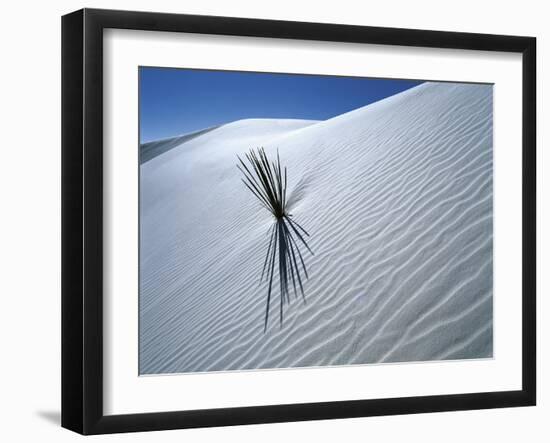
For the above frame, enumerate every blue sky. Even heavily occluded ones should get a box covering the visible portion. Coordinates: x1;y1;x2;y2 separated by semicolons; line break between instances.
139;67;422;143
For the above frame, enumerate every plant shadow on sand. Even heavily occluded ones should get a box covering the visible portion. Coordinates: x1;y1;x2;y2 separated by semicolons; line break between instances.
237;147;314;332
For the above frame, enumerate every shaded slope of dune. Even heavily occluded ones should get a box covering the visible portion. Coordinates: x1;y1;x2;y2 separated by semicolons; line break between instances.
139;125;220;164
139;82;493;374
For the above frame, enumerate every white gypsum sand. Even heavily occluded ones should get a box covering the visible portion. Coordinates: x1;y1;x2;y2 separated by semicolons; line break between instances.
139;82;493;375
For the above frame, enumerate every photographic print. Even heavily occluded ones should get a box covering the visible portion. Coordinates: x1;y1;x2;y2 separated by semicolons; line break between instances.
138;67;493;375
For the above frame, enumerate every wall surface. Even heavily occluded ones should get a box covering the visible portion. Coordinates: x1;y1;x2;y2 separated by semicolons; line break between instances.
0;0;546;441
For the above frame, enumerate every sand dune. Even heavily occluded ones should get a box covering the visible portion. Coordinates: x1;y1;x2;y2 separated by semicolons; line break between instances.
139;82;493;375
139;125;220;164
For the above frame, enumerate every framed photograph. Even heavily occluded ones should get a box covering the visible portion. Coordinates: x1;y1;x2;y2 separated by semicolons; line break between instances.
61;8;536;435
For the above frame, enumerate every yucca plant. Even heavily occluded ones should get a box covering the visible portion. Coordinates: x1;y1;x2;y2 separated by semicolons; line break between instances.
237;147;313;331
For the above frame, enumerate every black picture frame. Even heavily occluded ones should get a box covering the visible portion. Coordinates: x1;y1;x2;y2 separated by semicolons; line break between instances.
61;8;536;435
